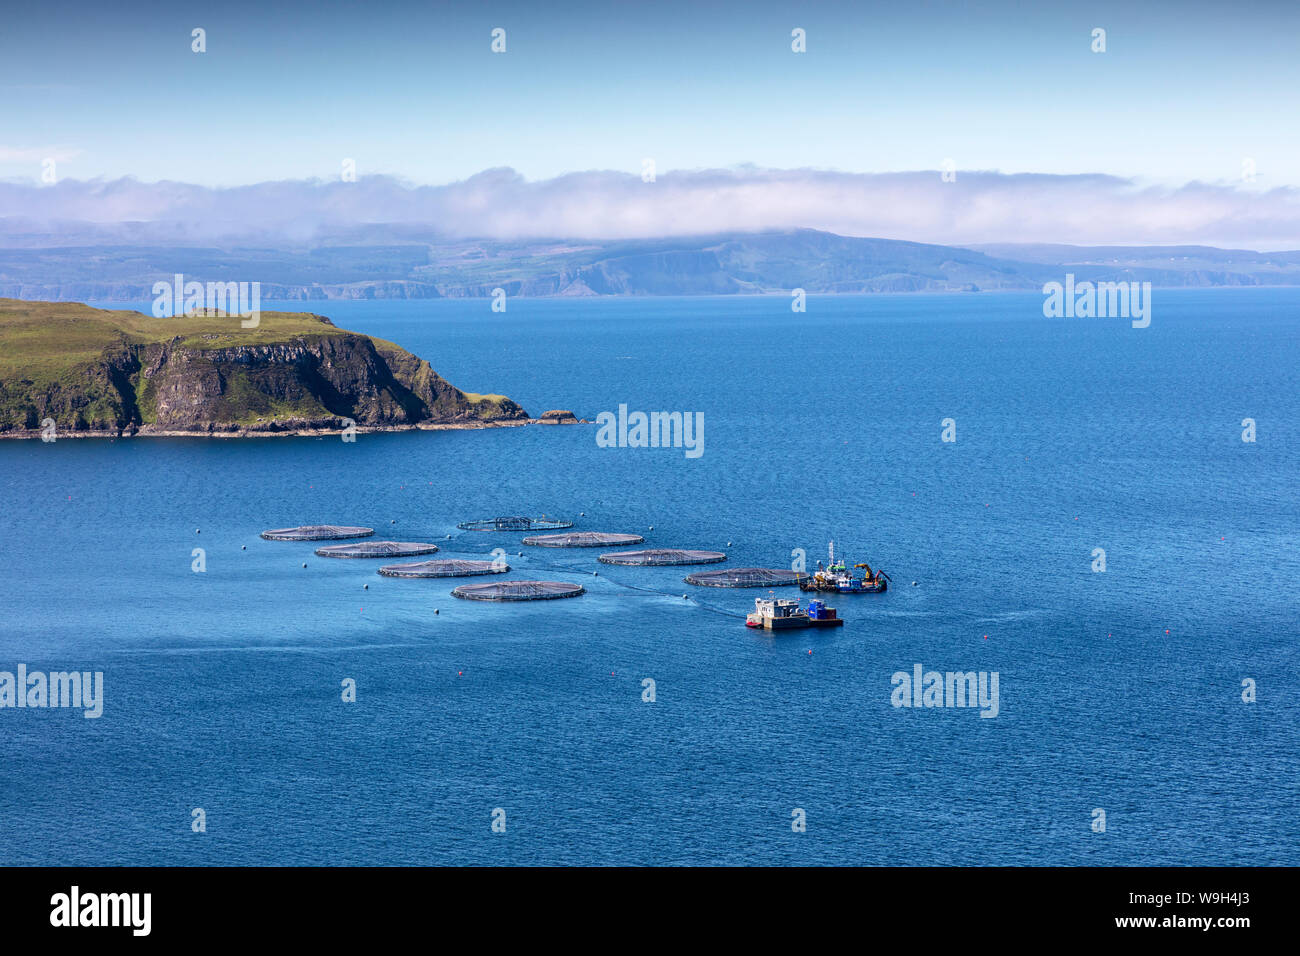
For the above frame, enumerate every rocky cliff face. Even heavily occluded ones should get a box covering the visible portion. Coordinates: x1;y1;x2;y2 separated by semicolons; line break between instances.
0;308;528;436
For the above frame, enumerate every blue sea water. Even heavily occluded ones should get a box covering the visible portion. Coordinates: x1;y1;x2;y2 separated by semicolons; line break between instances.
0;290;1296;866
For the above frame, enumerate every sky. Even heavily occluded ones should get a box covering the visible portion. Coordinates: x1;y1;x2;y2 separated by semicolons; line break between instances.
1;0;1298;246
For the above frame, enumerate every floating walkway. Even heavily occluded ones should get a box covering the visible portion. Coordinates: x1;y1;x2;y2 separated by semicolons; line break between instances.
684;567;810;588
523;532;645;548
260;525;375;541
378;559;507;578
314;541;440;559
451;580;585;601
456;516;573;532
598;549;726;566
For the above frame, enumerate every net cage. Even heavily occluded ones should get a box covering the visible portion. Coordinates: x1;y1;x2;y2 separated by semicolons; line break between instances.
456;516;574;532
260;525;375;541
522;532;645;548
451;580;586;601
598;549;727;566
378;559;509;579
683;567;810;588
314;541;440;559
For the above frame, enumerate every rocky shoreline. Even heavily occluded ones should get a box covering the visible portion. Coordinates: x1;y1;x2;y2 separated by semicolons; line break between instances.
0;411;587;440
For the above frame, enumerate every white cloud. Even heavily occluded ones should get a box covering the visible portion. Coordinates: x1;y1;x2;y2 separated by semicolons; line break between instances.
1;167;1296;249
0;145;83;164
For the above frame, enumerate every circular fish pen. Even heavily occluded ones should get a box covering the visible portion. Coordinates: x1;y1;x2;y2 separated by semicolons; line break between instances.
598;549;727;566
451;580;586;601
684;567;810;588
260;525;375;541
378;559;508;579
522;532;645;548
456;516;574;532
314;541;440;559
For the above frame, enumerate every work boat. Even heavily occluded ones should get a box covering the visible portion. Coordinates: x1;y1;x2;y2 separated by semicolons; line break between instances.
799;541;891;594
745;596;843;630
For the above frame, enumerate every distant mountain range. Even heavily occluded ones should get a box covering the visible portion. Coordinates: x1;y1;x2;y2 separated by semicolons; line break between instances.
3;228;1298;300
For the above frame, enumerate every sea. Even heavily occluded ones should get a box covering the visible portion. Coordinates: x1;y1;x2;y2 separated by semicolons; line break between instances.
1;290;1296;865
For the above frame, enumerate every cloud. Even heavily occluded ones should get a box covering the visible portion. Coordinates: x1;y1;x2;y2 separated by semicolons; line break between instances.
1;167;1297;249
0;145;83;163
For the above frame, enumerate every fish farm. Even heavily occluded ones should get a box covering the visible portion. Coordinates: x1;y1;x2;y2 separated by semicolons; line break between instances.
598;549;727;566
456;516;574;532
683;567;810;588
314;541;441;559
522;532;645;548
260;525;375;541
377;559;508;579
258;517;875;618
451;580;586;601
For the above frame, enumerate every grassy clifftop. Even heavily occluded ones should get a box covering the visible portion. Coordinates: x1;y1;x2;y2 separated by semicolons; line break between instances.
0;299;528;435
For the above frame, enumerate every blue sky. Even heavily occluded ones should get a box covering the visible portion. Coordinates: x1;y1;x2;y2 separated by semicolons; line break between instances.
2;0;1297;189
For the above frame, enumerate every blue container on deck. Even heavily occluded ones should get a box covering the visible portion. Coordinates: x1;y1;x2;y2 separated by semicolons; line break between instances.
808;599;828;619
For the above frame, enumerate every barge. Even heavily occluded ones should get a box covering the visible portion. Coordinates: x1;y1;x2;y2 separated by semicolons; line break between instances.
745;596;844;630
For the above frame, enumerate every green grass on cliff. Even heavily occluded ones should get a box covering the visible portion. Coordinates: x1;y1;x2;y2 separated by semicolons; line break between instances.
0;298;524;430
0;299;347;381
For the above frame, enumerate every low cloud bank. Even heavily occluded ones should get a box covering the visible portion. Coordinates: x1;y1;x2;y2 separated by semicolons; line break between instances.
1;167;1296;248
